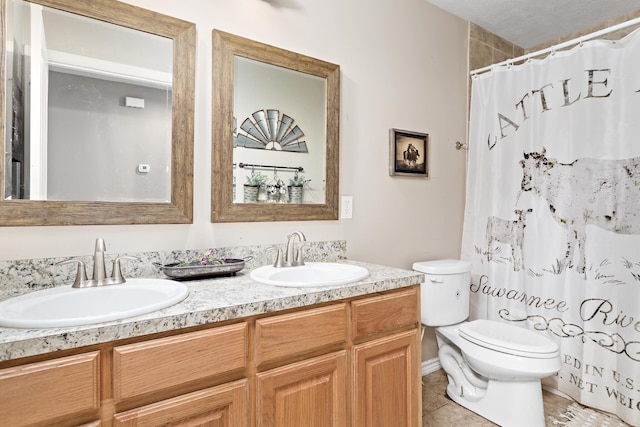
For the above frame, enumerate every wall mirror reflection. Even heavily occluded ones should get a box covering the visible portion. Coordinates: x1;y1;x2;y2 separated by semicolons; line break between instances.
212;30;340;222
0;0;195;225
233;57;326;205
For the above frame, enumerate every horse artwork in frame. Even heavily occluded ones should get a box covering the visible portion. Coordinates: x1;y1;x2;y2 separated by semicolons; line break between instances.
389;128;429;178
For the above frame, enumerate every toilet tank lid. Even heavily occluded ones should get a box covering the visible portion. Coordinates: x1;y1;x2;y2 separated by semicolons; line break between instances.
412;259;472;274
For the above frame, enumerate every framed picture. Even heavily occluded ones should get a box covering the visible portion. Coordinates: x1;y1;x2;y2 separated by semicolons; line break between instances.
389;128;429;177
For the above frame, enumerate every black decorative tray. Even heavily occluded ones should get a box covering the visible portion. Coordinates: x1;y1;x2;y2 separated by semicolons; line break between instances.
154;258;248;280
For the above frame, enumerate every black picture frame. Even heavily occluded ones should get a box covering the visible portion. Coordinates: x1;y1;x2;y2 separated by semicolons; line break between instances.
389;128;429;177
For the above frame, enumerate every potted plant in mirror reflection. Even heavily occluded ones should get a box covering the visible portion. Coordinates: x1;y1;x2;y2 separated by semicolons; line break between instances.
288;174;310;203
266;179;286;203
244;171;268;203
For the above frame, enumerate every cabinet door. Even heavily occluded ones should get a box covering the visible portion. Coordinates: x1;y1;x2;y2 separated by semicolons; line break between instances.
256;351;346;427
352;330;420;427
113;379;248;427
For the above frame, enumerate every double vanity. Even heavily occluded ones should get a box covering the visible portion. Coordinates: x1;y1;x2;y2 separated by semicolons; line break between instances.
0;240;423;426
0;0;419;423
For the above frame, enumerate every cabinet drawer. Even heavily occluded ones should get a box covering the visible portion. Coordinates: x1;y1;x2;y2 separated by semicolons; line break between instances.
0;351;100;426
255;304;346;368
351;287;419;341
113;323;248;402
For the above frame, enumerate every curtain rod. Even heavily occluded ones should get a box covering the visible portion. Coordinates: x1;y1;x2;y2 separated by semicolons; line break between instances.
470;16;640;75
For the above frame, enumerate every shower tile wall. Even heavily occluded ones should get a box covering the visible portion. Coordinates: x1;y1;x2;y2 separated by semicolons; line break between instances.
526;9;640;53
467;25;524;124
469;24;524;73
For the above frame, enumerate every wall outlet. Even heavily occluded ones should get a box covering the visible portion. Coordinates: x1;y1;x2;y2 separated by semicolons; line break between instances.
341;196;353;219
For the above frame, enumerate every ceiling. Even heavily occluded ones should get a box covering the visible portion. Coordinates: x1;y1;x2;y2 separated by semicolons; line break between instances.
425;0;640;49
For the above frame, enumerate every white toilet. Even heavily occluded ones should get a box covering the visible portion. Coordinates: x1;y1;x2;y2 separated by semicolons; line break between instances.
414;259;561;427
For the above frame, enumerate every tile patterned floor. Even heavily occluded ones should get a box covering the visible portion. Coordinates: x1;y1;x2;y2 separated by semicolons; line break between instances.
421;369;626;426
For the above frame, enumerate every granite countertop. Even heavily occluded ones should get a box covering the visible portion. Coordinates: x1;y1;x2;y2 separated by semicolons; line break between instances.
0;260;423;362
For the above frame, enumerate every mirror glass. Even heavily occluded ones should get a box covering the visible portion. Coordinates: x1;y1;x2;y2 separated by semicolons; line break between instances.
6;0;173;201
0;0;195;225
233;57;326;204
212;30;340;222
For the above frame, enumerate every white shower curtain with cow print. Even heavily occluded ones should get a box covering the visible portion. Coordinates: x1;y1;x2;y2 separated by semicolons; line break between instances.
461;29;640;425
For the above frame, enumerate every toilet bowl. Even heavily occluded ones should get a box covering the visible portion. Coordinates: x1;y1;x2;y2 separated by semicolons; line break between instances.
414;260;561;427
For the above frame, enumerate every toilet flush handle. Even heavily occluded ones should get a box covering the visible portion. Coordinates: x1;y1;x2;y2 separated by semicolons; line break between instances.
429;275;444;283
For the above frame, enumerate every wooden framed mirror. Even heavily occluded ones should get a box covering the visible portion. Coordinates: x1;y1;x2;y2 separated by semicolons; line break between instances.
0;0;195;225
212;30;340;222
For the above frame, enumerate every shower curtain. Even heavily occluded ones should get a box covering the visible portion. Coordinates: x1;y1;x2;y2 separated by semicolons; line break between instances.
461;29;640;426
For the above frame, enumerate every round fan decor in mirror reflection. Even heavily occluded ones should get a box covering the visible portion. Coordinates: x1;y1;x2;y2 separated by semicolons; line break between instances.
234;109;308;152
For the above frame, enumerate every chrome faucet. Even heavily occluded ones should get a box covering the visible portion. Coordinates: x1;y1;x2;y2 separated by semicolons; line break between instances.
57;238;139;288
273;231;307;267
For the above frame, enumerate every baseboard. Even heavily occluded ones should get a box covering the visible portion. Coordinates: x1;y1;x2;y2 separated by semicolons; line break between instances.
421;357;441;376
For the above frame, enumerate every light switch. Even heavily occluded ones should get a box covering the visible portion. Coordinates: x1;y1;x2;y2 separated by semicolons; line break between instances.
341;196;353;219
137;164;151;173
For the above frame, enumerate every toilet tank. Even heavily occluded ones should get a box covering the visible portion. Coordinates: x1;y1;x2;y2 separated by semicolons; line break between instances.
413;259;472;327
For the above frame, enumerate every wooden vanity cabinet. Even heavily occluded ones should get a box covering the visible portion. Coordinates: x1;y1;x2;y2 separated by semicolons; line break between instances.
253;287;420;427
254;304;348;427
351;287;421;427
0;286;420;427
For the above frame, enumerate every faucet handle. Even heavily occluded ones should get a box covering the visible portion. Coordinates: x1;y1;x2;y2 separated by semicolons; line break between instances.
56;259;88;288
111;256;140;283
272;247;286;268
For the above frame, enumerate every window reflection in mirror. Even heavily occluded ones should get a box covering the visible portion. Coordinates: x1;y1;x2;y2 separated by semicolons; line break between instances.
5;0;172;202
233;57;326;204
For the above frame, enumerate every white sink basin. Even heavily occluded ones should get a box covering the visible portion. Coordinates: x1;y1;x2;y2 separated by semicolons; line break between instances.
0;278;189;329
250;262;369;287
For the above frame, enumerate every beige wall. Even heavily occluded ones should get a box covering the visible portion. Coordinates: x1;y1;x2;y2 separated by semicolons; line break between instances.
0;0;469;363
0;0;470;264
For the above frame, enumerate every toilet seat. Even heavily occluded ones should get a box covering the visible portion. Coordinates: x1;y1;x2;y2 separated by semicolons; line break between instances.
459;319;559;358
